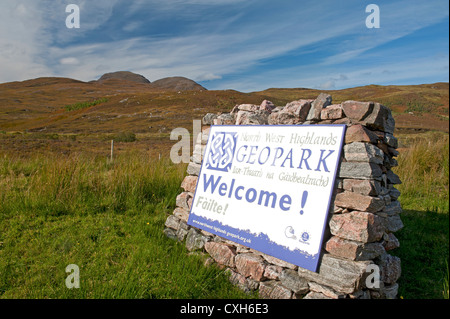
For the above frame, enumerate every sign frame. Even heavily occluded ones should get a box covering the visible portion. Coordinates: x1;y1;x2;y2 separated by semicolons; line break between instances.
187;124;346;272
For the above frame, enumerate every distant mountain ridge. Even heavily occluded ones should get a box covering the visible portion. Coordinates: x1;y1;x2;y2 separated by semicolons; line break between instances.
0;71;447;135
96;71;206;91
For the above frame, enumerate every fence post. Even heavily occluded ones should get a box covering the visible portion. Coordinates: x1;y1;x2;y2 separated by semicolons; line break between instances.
111;140;114;162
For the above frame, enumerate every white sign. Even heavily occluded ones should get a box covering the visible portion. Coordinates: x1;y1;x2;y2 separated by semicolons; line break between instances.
187;125;346;272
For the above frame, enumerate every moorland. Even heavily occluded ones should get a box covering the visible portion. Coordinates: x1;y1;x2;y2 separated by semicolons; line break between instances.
0;72;448;299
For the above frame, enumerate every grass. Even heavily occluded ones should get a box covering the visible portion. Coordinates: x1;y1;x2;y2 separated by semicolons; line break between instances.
391;133;449;299
64;98;109;112
394;132;449;211
0;152;252;299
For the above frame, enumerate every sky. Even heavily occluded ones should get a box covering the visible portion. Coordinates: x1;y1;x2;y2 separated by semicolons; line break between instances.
0;0;448;92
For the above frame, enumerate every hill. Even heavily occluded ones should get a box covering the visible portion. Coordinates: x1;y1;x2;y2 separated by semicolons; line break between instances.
150;76;206;91
254;83;449;133
0;76;447;157
95;72;206;91
97;71;151;84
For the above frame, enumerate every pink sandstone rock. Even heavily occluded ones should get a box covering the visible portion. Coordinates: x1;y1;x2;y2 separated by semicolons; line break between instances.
235;253;266;281
204;242;237;268
341;101;374;121
259;281;293;299
345;124;380;144
181;176;198;193
260;100;276;112
325;236;385;261
329;211;384;243
321;104;344;120
335;191;385;213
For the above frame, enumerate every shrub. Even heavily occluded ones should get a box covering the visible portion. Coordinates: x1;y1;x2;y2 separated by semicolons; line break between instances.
64;98;109;111
113;132;137;143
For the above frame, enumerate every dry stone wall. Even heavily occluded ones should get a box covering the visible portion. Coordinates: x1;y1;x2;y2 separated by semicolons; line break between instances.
164;93;403;299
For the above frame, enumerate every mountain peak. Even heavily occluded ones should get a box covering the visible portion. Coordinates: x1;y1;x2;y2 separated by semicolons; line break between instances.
150;76;206;91
97;71;151;84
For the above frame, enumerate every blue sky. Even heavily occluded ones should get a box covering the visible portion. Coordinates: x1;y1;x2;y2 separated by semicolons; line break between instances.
0;0;448;92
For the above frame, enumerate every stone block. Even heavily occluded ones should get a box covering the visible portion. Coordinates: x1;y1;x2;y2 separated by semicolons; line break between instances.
263;265;283;280
280;269;309;294
382;233;400;251
176;225;189;241
335;191;385;213
235;110;251;125
238;104;259;112
329;211;385;243
261;253;298;269
195;127;210;145
308;282;346;299
173;207;190;223
284;99;312;121
325;236;385;261
204;242;237;268
185;228;208;251
260;100;276;112
202;113;218;125
362;103;395;134
235;253;266;281
384;133;398;148
227;269;258;293
377;253;401;284
307;93;332;121
176;192;191;210
321;104;344;120
338;162;383;180
259;280;293;299
386;170;402;184
186;162;201;176
377;200;402;217
192;145;206;164
181;175;198;193
384;215;404;233
164;228;178;240
165;215;180;230
343;179;381;196
246;110;270;125
344;142;384;164
297;254;372;294
341;101;374;121
303;291;333;299
345;124;380;144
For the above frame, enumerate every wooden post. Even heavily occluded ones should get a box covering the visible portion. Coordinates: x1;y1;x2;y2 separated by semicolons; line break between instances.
111;140;114;162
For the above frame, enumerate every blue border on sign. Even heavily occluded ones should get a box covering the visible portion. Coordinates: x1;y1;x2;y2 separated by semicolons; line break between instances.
187;124;347;273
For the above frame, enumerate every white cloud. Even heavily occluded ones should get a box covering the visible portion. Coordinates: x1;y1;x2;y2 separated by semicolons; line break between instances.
0;1;54;82
59;57;80;65
196;73;223;81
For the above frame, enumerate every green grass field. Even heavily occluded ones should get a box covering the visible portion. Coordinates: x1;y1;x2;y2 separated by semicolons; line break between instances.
392;132;449;299
0;153;251;299
0;133;448;299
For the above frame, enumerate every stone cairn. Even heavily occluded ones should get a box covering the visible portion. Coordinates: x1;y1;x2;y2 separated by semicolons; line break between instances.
164;93;403;299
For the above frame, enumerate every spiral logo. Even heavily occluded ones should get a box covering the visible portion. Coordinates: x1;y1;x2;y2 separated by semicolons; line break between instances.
206;132;237;172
